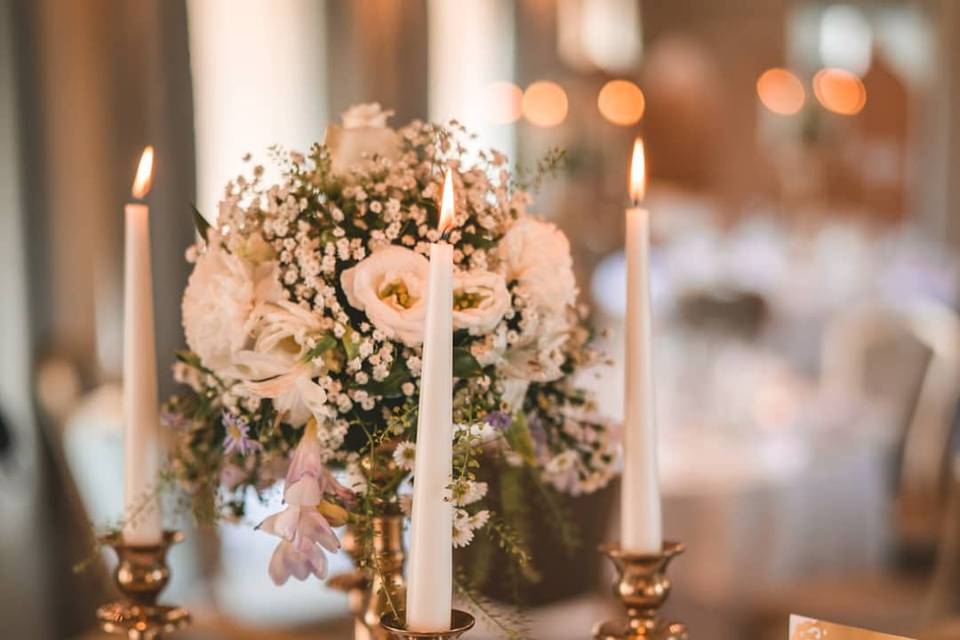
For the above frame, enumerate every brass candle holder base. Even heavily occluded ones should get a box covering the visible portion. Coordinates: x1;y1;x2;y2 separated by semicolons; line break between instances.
96;530;191;639
594;542;688;640
380;610;476;639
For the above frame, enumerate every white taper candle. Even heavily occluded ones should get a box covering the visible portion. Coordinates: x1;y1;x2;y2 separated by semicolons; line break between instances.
122;146;163;546
622;139;663;553
405;170;456;630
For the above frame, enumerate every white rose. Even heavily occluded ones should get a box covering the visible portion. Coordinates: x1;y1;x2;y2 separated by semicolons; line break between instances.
340;246;429;347
181;233;280;376
499;215;578;312
453;270;510;335
233;300;330;427
495;216;578;382
324;103;401;174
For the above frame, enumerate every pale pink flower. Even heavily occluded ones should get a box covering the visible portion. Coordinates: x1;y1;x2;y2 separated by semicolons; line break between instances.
258;425;353;585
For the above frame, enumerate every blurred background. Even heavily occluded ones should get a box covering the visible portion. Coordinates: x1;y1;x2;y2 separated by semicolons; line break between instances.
2;0;960;638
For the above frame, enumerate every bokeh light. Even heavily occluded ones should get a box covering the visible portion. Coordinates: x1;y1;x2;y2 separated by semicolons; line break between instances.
598;79;646;126
756;68;806;116
483;81;523;125
522;81;569;128
813;68;867;115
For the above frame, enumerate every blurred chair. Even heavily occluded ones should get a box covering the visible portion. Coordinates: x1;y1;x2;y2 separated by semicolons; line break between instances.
822;299;960;557
746;299;960;639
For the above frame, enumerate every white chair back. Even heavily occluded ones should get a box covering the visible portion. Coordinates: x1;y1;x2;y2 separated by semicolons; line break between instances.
821;299;960;547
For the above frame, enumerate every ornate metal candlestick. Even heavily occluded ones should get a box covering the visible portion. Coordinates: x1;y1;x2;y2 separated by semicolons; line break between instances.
97;530;191;639
329;525;374;640
594;542;687;640
380;610;476;640
330;514;407;640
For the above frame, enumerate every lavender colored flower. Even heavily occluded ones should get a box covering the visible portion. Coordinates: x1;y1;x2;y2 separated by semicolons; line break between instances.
222;413;262;456
160;409;188;430
528;415;549;457
484;411;512;430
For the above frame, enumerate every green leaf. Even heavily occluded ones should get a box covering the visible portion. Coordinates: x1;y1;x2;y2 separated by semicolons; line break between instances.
341;325;360;361
365;360;411;399
504;413;537;466
453;347;482;379
303;334;338;363
192;205;212;240
175;350;207;372
460;231;496;249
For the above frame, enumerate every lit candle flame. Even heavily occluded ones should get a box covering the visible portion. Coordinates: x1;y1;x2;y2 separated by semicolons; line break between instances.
438;168;455;235
629;138;646;205
131;145;155;199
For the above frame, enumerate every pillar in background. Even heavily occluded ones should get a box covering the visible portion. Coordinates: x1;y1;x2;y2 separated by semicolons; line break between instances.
428;0;516;158
187;0;327;218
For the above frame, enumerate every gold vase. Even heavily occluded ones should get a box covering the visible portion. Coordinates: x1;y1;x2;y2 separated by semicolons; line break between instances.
332;514;407;640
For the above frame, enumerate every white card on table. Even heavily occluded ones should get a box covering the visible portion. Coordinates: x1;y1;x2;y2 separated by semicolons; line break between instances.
789;615;915;640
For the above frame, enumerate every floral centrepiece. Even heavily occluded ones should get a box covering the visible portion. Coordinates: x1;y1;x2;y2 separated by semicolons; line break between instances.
166;104;615;586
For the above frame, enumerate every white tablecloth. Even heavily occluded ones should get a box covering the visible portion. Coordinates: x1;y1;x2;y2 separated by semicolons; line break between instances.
658;427;893;601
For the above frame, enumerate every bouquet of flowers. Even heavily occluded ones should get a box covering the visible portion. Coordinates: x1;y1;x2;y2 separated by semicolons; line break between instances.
165;104;615;587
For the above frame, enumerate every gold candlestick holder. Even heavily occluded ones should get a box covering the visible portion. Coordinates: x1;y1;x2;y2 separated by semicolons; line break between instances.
594;542;688;640
380;610;476;640
330;514;407;639
96;530;191;639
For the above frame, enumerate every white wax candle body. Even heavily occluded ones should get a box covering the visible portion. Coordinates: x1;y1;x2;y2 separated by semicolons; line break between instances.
406;241;454;631
122;203;163;546
622;206;663;553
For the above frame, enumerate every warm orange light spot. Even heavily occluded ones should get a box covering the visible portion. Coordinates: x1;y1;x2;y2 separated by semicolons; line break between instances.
756;68;806;116
483;81;523;125
598;79;646;126
522;81;569;128
438;168;455;234
131;145;155;199
629;138;646;204
813;68;866;116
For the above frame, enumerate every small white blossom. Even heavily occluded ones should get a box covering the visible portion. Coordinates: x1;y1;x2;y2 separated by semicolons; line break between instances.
392;441;416;471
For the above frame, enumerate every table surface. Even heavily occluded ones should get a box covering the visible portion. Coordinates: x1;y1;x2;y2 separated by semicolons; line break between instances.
75;595;622;640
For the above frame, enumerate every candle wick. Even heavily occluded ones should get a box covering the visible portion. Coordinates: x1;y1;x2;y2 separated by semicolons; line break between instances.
630;198;642;208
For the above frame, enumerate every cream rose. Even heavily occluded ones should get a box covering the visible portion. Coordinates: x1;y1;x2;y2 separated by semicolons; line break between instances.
453;270;510;335
182;233;280;376
499;215;578;312
340;246;429;347
234;300;331;427
324;103;401;174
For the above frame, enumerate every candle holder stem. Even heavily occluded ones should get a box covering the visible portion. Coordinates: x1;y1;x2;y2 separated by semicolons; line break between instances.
380;610;476;640
97;530;191;639
594;542;687;640
330;514;407;639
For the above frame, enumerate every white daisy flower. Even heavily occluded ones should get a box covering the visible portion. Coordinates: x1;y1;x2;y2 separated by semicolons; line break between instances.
451;479;487;507
392;441;416;471
468;509;490;531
